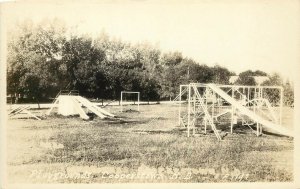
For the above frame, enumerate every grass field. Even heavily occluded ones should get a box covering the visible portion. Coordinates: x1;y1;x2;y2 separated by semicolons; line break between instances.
6;104;294;183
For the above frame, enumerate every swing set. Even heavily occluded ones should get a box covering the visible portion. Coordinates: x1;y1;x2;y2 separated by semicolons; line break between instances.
120;91;140;112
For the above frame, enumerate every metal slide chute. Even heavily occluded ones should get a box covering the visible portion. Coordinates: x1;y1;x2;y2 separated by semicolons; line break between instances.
70;97;90;120
207;84;293;137
74;96;116;118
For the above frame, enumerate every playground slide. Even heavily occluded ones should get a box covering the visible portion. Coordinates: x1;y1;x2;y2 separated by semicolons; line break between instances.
8;105;41;120
76;96;115;117
75;96;116;118
71;97;90;120
207;84;293;137
74;96;107;119
92;103;116;117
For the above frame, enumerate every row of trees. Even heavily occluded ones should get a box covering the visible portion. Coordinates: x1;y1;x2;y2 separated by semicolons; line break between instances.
7;19;294;106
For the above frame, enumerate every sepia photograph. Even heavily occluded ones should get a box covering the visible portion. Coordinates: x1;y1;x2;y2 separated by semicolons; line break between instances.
0;0;299;188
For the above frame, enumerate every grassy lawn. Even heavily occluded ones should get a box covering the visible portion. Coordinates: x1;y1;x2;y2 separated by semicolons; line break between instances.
6;104;294;183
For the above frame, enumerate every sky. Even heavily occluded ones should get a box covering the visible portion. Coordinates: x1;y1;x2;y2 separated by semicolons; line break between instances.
2;0;300;81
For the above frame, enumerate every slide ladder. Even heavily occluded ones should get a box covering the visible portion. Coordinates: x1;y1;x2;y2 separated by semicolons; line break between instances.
46;91;61;115
8;106;29;116
192;85;222;140
9;106;41;120
207;84;293;137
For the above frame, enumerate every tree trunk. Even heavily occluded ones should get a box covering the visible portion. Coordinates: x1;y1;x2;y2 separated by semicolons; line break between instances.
37;99;40;109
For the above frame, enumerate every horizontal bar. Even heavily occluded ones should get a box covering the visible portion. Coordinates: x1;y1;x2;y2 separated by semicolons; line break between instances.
121;91;140;94
187;83;282;89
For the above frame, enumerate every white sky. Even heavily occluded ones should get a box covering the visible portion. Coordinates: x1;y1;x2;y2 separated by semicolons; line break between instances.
2;0;300;81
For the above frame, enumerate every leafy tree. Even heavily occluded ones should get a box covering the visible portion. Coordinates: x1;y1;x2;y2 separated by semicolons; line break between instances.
62;35;106;97
158;52;183;99
262;73;294;107
211;65;231;84
283;80;294;107
7;19;66;106
191;64;214;83
262;72;282;86
10;18;286;105
261;73;282;105
253;70;267;76
160;51;183;67
235;70;267;85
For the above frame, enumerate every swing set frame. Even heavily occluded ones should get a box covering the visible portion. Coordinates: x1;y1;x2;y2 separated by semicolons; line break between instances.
120;91;140;112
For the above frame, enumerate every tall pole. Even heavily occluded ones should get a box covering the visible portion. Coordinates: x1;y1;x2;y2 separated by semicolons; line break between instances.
178;85;182;126
212;90;215;124
187;66;190;82
187;84;191;137
280;87;283;126
247;87;250;104
193;93;196;135
138;92;140;111
230;87;234;134
121;91;123;112
204;88;207;134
